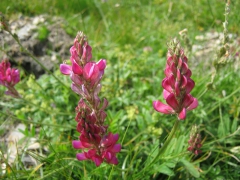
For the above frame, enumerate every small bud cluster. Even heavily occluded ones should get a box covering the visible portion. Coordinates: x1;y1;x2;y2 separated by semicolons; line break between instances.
187;125;202;155
60;32;121;166
0;58;21;98
153;39;198;120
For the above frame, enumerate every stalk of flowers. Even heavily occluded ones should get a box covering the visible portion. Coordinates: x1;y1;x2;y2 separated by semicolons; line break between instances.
0;58;21;98
153;38;198;120
187;125;202;155
60;32;121;166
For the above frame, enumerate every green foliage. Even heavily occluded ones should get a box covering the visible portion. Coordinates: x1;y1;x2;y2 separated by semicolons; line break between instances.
37;26;50;41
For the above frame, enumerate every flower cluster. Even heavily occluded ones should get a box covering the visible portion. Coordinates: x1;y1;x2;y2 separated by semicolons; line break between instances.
153;39;198;120
187;125;202;155
60;32;121;166
0;59;21;98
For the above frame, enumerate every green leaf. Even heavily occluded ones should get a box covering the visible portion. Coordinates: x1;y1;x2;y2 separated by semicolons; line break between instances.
180;158;200;178
155;163;174;176
165;160;177;168
174;135;186;154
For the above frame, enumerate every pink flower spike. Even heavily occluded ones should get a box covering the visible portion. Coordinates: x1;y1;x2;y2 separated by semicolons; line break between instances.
70;46;79;63
153;100;173;114
60;32;121;166
0;59;21;98
153;39;198;120
60;64;72;75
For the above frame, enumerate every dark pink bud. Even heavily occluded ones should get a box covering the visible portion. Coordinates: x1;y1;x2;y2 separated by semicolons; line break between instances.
181;62;188;74
196;143;202;148
97;59;106;71
70;46;79;63
175;82;180;97
176;69;181;82
82;43;92;62
178;58;183;69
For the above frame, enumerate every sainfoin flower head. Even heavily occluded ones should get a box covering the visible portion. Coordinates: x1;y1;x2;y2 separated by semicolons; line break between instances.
0;58;21;98
60;32;121;166
187;125;202;155
153;38;198;120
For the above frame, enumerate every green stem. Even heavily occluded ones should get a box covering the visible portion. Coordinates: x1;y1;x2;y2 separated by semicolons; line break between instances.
8;31;68;89
149;120;180;166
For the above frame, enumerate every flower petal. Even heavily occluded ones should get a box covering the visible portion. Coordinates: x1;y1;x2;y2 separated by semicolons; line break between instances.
166;93;179;110
60;64;72;75
72;60;83;75
111;144;121;153
182;94;194;108
97;59;106;71
72;140;85;149
162;78;173;93
108;155;118;165
92;156;103;167
153;100;174;114
185;79;195;94
163;89;170;99
187;98;198;110
71;83;83;95
70;73;83;85
178;108;186;120
76;153;88;161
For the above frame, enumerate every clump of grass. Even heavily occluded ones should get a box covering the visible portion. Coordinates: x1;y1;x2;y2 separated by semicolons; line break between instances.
37;26;49;41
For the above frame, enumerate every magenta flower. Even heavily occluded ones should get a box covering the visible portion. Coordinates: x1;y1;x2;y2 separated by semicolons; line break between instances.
60;32;121;166
153;39;198;120
0;59;21;98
